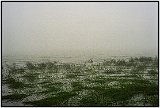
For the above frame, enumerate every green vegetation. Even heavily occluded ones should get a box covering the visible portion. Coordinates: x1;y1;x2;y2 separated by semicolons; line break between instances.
2;94;28;101
24;92;77;106
2;56;158;106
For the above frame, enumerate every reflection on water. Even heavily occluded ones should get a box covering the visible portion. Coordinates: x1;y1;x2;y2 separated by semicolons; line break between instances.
2;56;158;106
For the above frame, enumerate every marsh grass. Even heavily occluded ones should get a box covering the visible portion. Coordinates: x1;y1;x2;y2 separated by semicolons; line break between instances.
2;94;28;101
5;76;32;89
2;56;158;106
66;73;78;79
24;92;77;106
71;82;84;91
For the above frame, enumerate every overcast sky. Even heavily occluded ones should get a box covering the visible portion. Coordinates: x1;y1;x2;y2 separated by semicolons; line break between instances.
2;2;158;57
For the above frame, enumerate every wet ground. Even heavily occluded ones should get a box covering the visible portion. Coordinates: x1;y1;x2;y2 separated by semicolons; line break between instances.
1;56;158;106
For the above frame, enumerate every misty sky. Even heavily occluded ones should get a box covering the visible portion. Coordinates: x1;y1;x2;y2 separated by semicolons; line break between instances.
2;2;158;57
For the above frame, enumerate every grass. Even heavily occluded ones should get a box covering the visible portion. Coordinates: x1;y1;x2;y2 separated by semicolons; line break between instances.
66;73;78;79
2;94;28;101
5;77;33;89
79;79;158;106
71;82;84;91
24;92;77;106
2;56;158;106
22;73;38;82
90;79;107;84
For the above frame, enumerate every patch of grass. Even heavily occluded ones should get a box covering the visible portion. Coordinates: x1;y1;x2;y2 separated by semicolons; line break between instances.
26;62;35;70
22;73;38;82
45;62;55;69
2;94;28;101
145;95;159;106
38;87;59;94
83;86;106;92
71;82;84;91
24;92;77;106
15;68;25;73
79;87;132;106
79;90;118;106
37;62;47;70
91;79;106;84
79;78;158;106
41;82;63;88
66;73;77;79
42;84;59;90
148;69;157;75
5;77;33;89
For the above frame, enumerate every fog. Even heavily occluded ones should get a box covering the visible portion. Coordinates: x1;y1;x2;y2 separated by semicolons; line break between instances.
2;2;158;57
